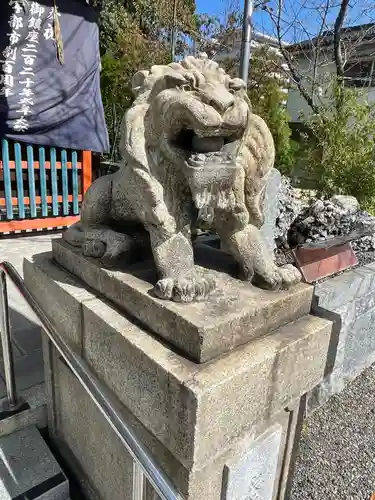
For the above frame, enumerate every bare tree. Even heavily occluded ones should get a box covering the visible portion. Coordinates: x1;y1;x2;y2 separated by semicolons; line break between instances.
262;0;375;113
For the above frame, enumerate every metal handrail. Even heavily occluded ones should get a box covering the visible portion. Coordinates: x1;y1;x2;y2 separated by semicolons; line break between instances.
0;262;185;500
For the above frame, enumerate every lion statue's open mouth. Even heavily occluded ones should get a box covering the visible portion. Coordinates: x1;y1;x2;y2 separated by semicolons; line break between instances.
172;128;242;210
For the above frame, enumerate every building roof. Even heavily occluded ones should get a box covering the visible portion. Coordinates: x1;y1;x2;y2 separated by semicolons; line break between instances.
287;22;375;54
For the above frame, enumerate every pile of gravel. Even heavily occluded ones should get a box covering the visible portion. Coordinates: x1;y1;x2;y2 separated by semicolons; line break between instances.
274;178;375;267
275;177;306;246
288;195;375;247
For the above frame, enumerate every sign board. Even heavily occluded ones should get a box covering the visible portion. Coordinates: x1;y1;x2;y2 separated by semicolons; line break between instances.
0;0;109;152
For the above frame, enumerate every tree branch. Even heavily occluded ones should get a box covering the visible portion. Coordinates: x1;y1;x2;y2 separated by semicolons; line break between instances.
334;0;350;78
266;1;320;115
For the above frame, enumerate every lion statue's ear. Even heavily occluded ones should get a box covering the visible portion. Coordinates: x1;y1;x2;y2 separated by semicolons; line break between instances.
132;70;150;97
149;71;187;97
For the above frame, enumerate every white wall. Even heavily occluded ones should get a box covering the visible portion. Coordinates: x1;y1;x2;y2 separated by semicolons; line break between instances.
286;54;335;121
287;50;375;122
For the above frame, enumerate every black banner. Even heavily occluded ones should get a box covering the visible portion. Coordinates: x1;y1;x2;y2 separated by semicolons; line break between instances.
0;0;109;153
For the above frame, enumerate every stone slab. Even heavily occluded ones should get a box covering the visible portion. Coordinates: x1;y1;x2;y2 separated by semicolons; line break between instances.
53;357;135;500
343;305;375;376
259;168;281;255
52;348;294;500
82;293;331;469
223;425;283;500
52;238;313;363
0;426;69;500
314;261;375;310
308;263;375;413
0;384;47;439
23;253;99;353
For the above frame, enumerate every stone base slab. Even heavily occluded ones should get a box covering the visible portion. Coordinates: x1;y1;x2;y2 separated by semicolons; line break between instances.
49;345;299;500
0;426;69;500
52;238;313;363
24;253;332;474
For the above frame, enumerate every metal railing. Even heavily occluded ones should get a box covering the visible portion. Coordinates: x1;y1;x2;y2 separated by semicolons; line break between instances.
0;261;185;500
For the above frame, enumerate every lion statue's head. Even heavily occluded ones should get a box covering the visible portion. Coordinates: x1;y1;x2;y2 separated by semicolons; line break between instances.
120;54;274;229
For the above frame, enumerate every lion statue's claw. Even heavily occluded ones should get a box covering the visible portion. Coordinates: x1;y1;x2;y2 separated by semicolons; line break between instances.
252;263;302;291
277;264;302;289
153;273;216;303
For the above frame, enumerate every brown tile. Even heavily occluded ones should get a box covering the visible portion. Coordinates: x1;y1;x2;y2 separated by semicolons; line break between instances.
294;243;358;283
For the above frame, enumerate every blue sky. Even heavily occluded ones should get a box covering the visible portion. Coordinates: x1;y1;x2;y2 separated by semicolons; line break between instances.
195;0;375;42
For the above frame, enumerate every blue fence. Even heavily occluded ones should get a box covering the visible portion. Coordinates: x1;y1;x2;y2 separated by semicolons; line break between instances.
0;138;92;232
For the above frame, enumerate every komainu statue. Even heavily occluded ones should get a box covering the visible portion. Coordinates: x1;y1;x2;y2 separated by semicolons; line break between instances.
64;54;301;302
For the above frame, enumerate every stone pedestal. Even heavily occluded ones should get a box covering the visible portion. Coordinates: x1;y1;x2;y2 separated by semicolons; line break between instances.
23;249;332;500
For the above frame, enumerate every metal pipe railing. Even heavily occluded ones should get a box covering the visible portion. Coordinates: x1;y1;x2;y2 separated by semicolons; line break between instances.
0;261;185;500
0;270;18;409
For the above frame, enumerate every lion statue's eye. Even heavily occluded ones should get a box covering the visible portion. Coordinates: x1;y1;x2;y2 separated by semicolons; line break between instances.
229;78;246;93
181;83;192;92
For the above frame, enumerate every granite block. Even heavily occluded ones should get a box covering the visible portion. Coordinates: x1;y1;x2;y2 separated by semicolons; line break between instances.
223;425;283;500
314;262;375;310
343;305;375;376
53;239;313;363
82;297;331;468
0;426;69;500
54;358;135;500
53;351;294;500
259;168;281;254
23;254;99;353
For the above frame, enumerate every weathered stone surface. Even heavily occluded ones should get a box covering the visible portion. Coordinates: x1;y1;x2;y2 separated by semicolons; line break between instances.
53;356;136;500
0;384;47;439
308;263;375;414
62;55;301;302
343;305;375;376
26;252;330;469
0;426;69;500
23;253;98;353
314;262;375;310
259;168;281;254
82;293;330;468
53;239;312;363
330;195;359;214
26;254;330;500
223;425;283;500
53;350;296;500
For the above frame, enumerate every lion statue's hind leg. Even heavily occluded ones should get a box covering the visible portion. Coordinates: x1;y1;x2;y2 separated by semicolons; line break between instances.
63;174;138;266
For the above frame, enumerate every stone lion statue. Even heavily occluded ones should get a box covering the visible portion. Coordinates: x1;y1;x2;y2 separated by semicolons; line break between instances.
64;54;301;302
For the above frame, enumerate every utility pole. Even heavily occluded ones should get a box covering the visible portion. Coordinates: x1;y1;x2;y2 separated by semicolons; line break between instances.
171;0;178;61
239;0;253;84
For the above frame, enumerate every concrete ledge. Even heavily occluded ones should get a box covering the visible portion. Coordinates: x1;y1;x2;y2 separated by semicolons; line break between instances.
23;253;99;353
0;384;47;439
308;261;375;412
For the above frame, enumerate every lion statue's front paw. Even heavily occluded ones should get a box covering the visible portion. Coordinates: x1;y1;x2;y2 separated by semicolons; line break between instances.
153;272;216;303
252;263;301;291
277;264;302;289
